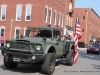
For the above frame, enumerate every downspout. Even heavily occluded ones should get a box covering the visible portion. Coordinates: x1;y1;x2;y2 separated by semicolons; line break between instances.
85;9;88;45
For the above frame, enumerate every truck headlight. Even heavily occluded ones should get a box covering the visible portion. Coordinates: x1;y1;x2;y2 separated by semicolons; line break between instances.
6;43;10;48
36;45;41;51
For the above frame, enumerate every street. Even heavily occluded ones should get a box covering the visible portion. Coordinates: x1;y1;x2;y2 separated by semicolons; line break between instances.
0;51;100;75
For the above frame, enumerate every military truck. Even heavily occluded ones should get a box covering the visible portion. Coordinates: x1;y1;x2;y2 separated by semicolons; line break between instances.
3;26;75;75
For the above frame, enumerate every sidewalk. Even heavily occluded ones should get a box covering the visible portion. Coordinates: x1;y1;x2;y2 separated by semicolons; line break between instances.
78;48;87;51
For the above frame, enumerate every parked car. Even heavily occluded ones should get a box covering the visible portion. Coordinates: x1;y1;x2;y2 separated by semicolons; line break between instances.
87;44;100;54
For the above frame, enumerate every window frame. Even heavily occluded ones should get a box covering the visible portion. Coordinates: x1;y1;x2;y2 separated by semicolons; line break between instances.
0;4;7;21
14;27;21;39
82;29;84;33
16;4;23;21
48;7;52;24
58;12;61;26
0;26;6;37
25;4;32;21
61;14;64;27
54;10;57;25
23;27;27;36
82;16;85;20
44;5;48;22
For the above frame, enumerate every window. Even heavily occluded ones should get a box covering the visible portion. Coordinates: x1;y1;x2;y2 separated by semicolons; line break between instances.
83;16;85;20
61;14;64;27
25;4;32;21
66;14;68;25
1;5;7;21
58;12;61;26
0;26;6;36
0;29;4;36
48;8;52;24
54;10;57;25
16;4;22;21
14;27;21;39
44;6;48;22
82;29;84;32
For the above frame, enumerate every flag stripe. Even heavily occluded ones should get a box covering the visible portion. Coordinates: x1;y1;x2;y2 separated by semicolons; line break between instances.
74;13;81;64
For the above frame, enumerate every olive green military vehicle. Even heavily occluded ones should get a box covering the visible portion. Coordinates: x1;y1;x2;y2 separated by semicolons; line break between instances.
3;26;75;75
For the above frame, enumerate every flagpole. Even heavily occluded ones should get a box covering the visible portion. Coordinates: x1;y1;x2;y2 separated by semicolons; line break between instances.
74;12;81;63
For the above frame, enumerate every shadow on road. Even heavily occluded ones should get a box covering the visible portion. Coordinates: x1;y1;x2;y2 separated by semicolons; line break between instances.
0;64;43;74
91;64;100;70
0;59;67;74
79;51;100;61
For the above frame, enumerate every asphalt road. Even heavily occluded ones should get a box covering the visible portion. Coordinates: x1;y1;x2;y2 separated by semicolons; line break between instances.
0;51;100;75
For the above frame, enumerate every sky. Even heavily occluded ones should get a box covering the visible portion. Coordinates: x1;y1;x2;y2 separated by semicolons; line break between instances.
75;0;100;16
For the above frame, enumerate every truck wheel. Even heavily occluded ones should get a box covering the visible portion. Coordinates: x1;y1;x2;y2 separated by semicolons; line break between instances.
4;57;18;69
65;50;74;66
42;53;55;75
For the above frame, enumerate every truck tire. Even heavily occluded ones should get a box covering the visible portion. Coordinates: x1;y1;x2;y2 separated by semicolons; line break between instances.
42;53;55;75
65;50;74;66
4;57;18;69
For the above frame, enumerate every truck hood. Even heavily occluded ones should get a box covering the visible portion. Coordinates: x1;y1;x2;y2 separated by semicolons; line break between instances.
8;37;54;44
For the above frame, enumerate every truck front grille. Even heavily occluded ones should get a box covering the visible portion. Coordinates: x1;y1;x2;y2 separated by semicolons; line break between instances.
11;42;30;50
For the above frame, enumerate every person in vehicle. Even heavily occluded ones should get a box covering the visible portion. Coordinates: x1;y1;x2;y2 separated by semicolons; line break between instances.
64;33;72;40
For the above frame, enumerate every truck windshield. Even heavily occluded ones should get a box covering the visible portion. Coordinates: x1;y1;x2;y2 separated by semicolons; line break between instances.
25;29;52;38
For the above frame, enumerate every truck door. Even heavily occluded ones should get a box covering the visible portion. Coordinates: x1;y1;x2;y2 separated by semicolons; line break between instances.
53;30;64;57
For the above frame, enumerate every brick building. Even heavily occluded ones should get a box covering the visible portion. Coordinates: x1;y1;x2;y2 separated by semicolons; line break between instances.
73;8;100;47
0;0;75;41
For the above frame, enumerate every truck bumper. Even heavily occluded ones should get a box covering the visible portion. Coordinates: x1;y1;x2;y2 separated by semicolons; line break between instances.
5;51;45;64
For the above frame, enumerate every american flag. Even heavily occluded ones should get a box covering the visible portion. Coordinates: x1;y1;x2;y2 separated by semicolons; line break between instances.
74;13;81;63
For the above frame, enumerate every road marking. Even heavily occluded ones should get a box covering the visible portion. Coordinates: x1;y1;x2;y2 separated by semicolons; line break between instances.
55;66;60;68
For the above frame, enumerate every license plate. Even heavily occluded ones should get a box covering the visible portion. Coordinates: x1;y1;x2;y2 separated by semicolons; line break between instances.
13;58;20;62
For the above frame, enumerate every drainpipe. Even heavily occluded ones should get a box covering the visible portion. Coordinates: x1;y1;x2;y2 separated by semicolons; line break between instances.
85;9;88;45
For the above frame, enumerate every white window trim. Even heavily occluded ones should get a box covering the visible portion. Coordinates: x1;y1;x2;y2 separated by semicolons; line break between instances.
82;16;85;21
58;12;61;26
44;5;48;23
66;14;68;25
61;14;64;27
0;26;6;37
23;27;27;36
48;7;52;24
0;4;7;21
25;4;32;21
54;10;57;25
14;27;21;39
16;4;23;21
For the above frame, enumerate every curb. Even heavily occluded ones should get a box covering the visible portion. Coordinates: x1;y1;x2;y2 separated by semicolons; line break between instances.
0;50;2;55
78;48;87;51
